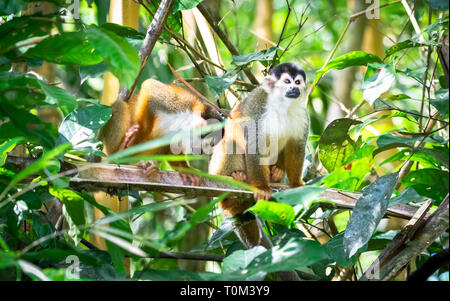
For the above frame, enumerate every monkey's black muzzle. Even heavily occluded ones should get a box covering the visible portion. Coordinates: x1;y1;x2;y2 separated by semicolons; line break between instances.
285;87;300;98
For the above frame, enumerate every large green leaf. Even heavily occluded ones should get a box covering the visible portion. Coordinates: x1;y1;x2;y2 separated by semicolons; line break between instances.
205;74;238;99
314;51;382;84
389;187;424;207
0;16;53;55
101;23;145;38
57;104;112;153
401;169;449;203
245;237;329;274
222;246;267;280
49;187;86;245
232;47;278;67
38;81;77;116
323;232;367;267
86;26;140;89
248;200;295;226
273;186;326;215
362;61;396;105
25;32;103;66
430;89;449;117
318;118;362;172
344;173;398;258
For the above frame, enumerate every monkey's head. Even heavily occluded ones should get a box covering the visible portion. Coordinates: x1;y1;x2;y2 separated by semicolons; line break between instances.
263;62;307;100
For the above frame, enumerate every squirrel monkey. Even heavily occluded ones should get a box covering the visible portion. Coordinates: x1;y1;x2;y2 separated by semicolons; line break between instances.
99;78;222;185
208;62;309;249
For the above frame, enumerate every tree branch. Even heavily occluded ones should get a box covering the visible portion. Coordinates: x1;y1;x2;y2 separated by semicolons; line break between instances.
360;195;449;281
118;0;176;102
196;2;260;86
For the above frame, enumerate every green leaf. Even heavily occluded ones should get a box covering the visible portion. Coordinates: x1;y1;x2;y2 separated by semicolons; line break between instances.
101;23;145;38
20;249;102;267
0;16;53;55
314;51;382;84
245;237;329;274
385;39;422;58
208;218;235;247
0;137;25;166
25;32;103;65
0;251;16;269
430;89;449;117
0;102;57;150
86;25;140;89
428;0;449;11
323;232;367;267
80;62;108;84
222;246;267;280
401;169;449;203
232;47;278;67
172;0;204;11
248;200;295;226
389;187;424;207
38;81;77;116
190;193;227;226
318;118;362;172
57;104;112;153
274;186;326;215
362;61;396;105
375;131;437;153
344;173;398;258
49;187;86;245
205;74;238;99
379;148;444;169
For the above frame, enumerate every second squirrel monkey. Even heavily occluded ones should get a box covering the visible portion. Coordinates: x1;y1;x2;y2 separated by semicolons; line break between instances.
209;62;309;248
99;78;222;185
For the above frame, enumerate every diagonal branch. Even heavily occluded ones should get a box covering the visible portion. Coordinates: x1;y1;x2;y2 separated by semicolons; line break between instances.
118;0;176;103
196;2;260;86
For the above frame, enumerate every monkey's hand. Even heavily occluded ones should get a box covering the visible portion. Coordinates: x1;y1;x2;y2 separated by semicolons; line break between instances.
119;124;140;150
253;186;272;202
231;170;247;182
180;172;203;186
270;165;284;183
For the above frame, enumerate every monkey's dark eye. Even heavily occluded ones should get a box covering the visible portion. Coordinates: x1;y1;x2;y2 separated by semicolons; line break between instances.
295;80;301;85
284;79;291;84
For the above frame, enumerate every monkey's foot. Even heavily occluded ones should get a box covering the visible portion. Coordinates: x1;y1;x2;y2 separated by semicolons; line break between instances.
138;160;160;177
119;124;140;150
231;171;247;182
253;187;272;202
270;165;284;182
180;173;202;186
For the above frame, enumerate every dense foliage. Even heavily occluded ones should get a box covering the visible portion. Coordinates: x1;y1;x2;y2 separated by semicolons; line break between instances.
0;0;448;281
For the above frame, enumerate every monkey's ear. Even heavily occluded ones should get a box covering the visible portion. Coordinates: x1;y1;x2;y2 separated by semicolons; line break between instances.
262;75;277;92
